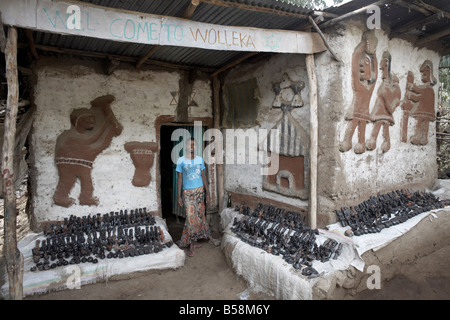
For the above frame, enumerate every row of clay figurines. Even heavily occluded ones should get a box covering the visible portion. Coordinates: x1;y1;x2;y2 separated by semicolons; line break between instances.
339;31;436;154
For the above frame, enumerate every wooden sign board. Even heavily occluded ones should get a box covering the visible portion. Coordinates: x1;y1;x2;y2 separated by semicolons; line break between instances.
0;0;327;54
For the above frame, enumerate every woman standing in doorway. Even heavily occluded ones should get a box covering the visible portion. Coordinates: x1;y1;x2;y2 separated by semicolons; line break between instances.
176;138;210;257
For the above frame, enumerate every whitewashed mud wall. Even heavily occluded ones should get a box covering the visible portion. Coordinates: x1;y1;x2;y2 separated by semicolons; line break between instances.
222;22;441;225
222;54;310;210
31;58;212;223
315;21;441;223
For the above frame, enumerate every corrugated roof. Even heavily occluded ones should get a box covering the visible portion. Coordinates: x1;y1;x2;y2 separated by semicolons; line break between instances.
323;0;449;53
16;0;450;73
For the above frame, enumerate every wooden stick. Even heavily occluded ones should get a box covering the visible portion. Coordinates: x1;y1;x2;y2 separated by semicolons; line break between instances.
136;45;160;69
306;53;318;229
0;13;6;52
24;29;39;60
308;16;341;63
182;0;200;19
319;0;390;29
416;27;450;45
212;75;224;212
2;27;24;300
17;43;215;73
211;52;258;77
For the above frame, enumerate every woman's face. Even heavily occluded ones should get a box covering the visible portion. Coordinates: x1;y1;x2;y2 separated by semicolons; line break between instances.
420;64;431;83
186;140;196;154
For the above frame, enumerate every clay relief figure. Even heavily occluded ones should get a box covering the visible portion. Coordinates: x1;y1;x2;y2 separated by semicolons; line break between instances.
53;95;123;207
261;73;309;200
339;31;378;154
272;73;305;110
400;71;416;143
366;51;401;153
403;60;437;145
124;141;158;187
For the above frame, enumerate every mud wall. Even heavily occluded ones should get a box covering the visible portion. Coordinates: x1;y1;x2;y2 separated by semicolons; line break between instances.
222;53;310;212
30;57;212;224
222;21;441;226
317;21;440;225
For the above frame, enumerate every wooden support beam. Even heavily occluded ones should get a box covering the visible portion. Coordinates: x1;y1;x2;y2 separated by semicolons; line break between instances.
2;26;24;300
0;12;6;52
308;16;341;63
416;26;450;45
24;29;39;60
392;13;441;34
136;45;161;70
306;53;318;229
212;75;224;212
394;0;432;16
413;0;450;19
136;0;200;69
105;57;120;75
18;43;216;73
319;0;391;30
182;0;200;19
211;52;258;77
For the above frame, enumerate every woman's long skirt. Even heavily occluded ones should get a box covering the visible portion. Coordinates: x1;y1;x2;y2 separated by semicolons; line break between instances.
179;186;210;247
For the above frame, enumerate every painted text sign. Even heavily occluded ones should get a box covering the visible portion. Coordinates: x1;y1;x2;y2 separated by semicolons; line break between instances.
0;0;327;54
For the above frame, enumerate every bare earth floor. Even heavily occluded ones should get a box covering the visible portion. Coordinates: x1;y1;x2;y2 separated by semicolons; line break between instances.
20;214;450;301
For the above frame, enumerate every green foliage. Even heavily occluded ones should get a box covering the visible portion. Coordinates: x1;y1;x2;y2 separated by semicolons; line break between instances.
278;0;344;10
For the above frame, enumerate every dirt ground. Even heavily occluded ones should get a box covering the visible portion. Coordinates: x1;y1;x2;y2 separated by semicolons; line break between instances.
2;186;450;300
16;212;450;301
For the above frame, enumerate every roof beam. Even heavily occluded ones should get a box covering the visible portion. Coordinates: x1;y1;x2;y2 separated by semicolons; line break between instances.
416;26;450;45
318;0;391;29
18;42;216;73
136;0;200;69
412;0;450;19
392;13;441;34
394;0;432;16
211;52;258;77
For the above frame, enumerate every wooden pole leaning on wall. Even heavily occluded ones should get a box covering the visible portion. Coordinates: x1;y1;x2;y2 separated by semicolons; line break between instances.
1;27;24;300
212;75;224;212
306;53;318;229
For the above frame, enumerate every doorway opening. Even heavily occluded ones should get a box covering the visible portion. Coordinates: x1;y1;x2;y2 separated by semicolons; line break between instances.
159;124;206;241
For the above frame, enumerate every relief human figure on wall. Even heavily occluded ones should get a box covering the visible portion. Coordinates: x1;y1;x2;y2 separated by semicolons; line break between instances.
405;60;437;145
339;30;378;154
400;71;416;143
53;94;123;207
366;51;401;153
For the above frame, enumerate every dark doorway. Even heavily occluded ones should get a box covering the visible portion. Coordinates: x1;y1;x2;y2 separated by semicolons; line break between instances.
159;124;206;241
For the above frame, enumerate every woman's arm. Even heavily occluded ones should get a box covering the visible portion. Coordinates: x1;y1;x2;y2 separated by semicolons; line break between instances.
177;172;183;207
201;170;210;204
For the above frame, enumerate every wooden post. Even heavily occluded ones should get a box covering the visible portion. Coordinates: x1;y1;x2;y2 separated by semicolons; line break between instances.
212;76;224;212
306;53;318;229
1;27;24;300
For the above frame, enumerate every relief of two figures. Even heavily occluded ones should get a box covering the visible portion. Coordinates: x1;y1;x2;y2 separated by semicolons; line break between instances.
339;30;437;154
